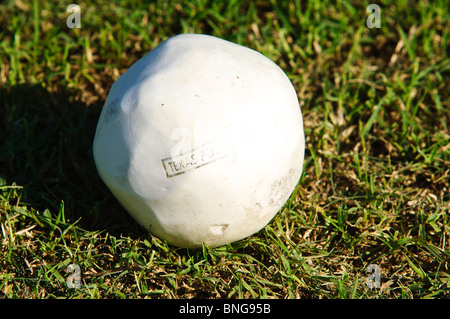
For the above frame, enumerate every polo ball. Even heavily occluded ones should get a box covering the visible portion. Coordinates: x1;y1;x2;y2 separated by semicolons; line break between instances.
93;34;305;248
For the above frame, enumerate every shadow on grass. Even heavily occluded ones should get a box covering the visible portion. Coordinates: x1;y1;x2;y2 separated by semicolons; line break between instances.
0;83;146;238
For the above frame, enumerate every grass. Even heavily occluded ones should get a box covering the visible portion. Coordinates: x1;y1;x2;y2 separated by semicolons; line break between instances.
0;0;449;299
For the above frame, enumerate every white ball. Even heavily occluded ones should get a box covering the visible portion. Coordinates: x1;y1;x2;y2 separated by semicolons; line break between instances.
93;34;305;248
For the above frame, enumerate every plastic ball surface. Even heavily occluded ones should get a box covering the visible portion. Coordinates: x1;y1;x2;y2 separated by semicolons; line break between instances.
93;34;305;248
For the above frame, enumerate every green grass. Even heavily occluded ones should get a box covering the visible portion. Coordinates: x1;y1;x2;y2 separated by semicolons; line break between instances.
1;0;449;299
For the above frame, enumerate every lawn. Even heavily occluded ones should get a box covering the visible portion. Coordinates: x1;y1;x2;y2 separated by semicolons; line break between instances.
0;0;449;299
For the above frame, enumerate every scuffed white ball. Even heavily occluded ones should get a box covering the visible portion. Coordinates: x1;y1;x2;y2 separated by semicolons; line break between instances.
93;34;305;248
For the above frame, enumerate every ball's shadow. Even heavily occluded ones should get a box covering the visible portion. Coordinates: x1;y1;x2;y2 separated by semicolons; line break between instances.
0;83;146;238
